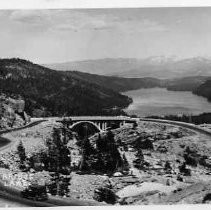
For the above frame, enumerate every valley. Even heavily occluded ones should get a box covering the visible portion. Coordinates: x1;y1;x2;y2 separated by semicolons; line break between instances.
1;58;211;206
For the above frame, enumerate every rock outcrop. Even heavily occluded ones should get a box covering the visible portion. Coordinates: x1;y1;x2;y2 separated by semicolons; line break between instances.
0;94;30;130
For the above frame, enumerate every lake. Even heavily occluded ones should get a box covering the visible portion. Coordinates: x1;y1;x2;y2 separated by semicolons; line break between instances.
123;88;211;117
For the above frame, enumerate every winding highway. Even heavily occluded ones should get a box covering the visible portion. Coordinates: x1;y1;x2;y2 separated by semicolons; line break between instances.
139;118;211;137
0;117;210;206
0;120;47;153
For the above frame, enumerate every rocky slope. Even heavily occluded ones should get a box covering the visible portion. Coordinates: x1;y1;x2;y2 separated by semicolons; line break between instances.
1;120;211;205
0;94;29;130
111;122;211;205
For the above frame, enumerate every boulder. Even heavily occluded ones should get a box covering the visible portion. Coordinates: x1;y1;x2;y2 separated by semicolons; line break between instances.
113;172;123;177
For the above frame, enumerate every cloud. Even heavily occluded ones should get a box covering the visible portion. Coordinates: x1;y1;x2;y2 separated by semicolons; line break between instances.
54;11;168;33
8;9;168;34
50;10;115;32
10;10;50;25
132;19;168;32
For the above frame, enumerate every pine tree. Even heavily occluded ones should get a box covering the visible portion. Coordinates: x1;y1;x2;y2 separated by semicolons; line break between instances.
133;121;138;129
94;153;105;172
122;153;130;172
104;130;123;173
17;140;26;164
96;133;102;151
164;161;172;173
133;148;145;169
79;136;93;171
106;130;116;153
46;127;72;173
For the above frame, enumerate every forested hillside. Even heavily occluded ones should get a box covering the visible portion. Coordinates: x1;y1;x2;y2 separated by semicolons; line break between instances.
67;71;162;92
193;80;211;101
164;76;210;91
0;58;132;117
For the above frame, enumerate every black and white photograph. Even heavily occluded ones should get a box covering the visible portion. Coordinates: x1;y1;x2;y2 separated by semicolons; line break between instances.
0;0;211;207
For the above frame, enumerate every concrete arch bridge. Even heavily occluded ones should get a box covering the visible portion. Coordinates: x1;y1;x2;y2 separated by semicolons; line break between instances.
57;116;137;134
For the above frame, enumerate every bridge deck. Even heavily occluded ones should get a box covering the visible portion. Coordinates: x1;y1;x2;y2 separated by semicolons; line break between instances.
62;116;136;122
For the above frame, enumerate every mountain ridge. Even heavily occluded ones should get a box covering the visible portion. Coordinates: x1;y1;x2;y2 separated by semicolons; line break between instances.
44;56;211;79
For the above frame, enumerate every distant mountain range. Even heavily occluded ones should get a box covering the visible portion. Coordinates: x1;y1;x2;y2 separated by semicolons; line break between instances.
44;56;211;79
1;58;211;118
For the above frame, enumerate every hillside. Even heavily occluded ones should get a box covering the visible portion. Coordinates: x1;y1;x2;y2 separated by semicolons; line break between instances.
164;76;210;91
68;71;162;92
193;80;211;101
0;58;132;117
45;57;211;79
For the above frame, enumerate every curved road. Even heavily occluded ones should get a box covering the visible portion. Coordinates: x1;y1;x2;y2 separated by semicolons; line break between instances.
0;120;101;206
0;120;47;153
139;118;211;137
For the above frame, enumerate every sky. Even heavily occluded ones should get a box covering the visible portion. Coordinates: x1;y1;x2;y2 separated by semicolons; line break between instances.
1;7;211;63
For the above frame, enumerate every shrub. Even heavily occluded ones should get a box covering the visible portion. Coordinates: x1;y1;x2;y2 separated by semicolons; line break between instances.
164;161;172;173
179;162;191;176
183;146;199;167
202;193;211;203
17;140;26;170
93;187;118;204
133;137;154;151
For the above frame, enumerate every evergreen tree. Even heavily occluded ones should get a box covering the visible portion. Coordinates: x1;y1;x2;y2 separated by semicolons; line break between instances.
104;130;123;173
94;153;105;172
45;125;72;197
96;133;102;151
46;126;72;173
179;162;191;176
136;147;144;159
17;141;26;168
106;130;116;153
79;136;94;171
122;153;130;172
133;148;145;169
46;131;60;172
164;161;172;173
133;121;138;129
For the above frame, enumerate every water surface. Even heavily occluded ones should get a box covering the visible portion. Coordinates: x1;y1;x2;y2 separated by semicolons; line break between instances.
123;88;211;117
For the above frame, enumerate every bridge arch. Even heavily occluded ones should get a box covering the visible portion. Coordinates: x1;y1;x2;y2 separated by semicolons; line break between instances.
70;121;103;137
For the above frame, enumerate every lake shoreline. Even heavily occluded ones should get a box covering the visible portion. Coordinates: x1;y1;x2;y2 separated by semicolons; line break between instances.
122;87;211;117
